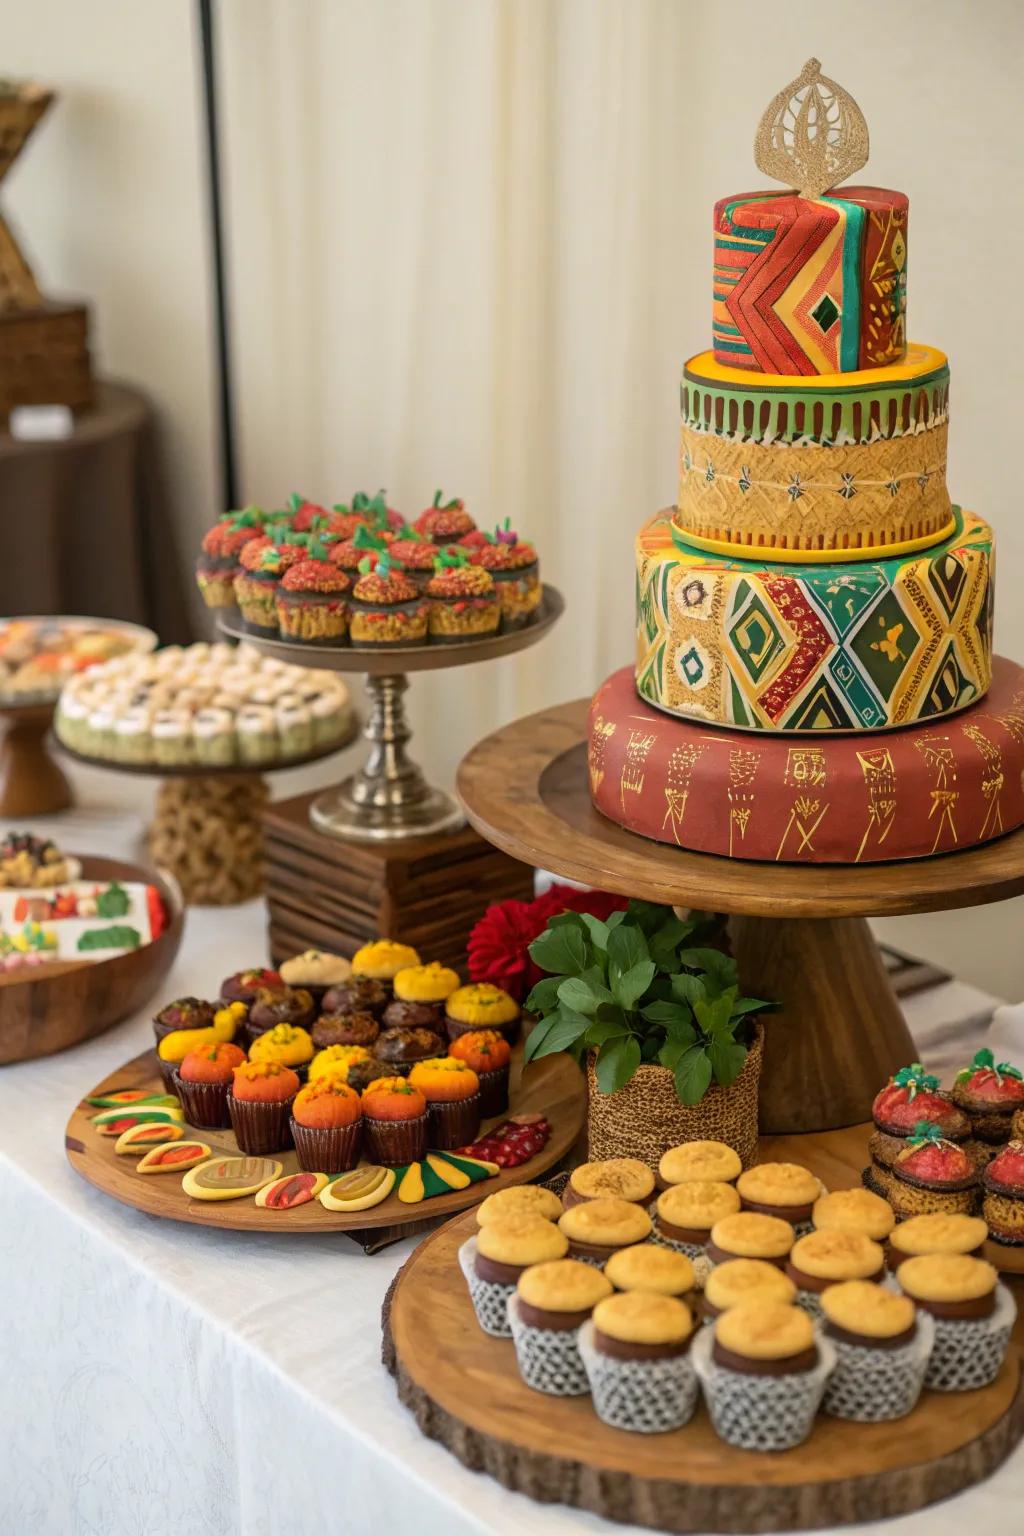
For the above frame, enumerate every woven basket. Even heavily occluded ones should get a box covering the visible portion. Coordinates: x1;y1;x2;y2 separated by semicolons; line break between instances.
585;1021;763;1171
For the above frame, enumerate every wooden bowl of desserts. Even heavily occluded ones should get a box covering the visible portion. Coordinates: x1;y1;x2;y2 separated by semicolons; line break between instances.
0;854;185;1065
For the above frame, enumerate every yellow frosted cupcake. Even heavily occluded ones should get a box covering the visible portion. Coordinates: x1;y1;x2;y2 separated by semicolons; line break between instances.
308;1043;371;1084
351;940;421;984
696;1301;828;1451
812;1187;895;1243
786;1229;884;1315
654;1180;741;1257
897;1252;1011;1390
558;1196;652;1266
393;962;461;1003
819;1281;929;1423
603;1243;695;1298
445;982;521;1045
248;1022;315;1077
581;1291;700;1432
703;1258;797;1318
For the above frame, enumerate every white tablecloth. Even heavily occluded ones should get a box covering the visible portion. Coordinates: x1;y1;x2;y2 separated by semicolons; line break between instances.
2;805;1023;1536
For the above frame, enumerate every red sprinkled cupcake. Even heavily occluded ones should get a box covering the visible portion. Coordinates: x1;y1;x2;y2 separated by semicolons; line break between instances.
889;1121;981;1219
196;513;264;608
415;490;476;544
235;539;306;633
468;526;540;627
276;558;351;645
983;1141;1024;1245
952;1049;1024;1146
349;557;428;647
388;532;442;592
426;559;500;641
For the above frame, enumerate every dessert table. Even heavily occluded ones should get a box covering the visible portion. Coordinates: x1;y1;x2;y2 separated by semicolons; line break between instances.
1;796;1022;1536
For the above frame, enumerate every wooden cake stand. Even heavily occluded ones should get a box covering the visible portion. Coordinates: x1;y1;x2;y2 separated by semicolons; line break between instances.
0;698;72;816
65;1042;584;1252
456;700;1024;1135
58;731;357;906
384;1123;1024;1534
219;585;563;842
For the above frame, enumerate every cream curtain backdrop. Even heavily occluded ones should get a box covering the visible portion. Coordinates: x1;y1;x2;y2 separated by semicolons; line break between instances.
2;0;1024;990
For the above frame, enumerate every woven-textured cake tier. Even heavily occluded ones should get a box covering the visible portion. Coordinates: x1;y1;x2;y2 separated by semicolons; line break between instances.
713;187;908;375
677;346;951;558
635;507;992;733
588;656;1024;865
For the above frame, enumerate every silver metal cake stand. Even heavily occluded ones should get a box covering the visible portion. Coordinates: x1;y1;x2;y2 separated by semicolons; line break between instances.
218;584;564;841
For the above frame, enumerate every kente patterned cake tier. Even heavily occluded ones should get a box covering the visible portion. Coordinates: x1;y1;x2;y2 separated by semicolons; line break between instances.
713;186;907;375
677;345;952;559
636;507;992;733
589;656;1024;865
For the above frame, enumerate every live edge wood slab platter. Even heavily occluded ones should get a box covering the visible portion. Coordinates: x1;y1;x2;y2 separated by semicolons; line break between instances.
384;1123;1024;1534
457;700;1024;1136
65;1043;584;1237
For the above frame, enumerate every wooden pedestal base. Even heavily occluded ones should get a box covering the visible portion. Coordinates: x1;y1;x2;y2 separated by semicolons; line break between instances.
0;701;72;816
149;775;268;906
732;915;914;1134
263;790;535;969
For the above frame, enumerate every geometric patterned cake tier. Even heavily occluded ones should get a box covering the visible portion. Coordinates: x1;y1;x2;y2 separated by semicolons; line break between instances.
636;507;993;733
678;345;952;558
713;187;908;375
590;657;1024;865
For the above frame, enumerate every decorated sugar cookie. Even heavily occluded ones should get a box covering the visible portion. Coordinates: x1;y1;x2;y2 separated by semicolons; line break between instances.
114;1121;188;1155
136;1141;211;1174
319;1165;396;1211
394;1151;498;1205
255;1172;329;1210
86;1089;179;1110
92;1104;184;1137
182;1156;282;1201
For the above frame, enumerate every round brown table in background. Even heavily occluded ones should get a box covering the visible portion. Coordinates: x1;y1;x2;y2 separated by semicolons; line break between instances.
0;382;192;641
456;699;1024;1134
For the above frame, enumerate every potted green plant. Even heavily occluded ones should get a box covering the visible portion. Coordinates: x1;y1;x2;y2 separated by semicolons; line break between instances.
523;900;772;1168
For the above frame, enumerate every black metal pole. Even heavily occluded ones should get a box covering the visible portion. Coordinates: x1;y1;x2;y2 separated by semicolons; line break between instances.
197;0;239;510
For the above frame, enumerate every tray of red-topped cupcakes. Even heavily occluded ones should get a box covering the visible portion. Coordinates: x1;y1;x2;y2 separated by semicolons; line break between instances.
64;938;585;1234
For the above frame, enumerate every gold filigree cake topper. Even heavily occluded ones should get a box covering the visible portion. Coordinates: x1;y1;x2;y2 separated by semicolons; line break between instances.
754;58;869;198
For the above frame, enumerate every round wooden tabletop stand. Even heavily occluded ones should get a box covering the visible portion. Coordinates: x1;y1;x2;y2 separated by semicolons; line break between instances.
219;587;563;842
384;1121;1024;1533
456;700;1024;1135
65;1041;585;1243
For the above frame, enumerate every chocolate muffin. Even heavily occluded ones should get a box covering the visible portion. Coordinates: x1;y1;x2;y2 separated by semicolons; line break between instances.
322;976;389;1019
374;1025;444;1075
344;1054;390;1093
312;1010;380;1050
381;999;443;1032
153;997;215;1046
245;985;316;1046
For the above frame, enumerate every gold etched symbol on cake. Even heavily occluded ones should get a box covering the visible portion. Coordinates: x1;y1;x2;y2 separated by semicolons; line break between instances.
914;736;959;851
777;747;829;859
870;618;907;665
754;58;870;199
727;748;760;856
662;744;704;846
963;724;1005;840
855;746;897;862
588;714;616;796
621;728;656;811
783;746;827;789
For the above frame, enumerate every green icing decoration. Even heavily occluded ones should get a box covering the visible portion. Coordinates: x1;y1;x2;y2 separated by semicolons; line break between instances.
77;926;142;952
86;1092;178;1109
906;1119;944;1149
96;881;130;918
353;523;387;553
288;492;304;512
437;1152;493;1184
432;489;460;510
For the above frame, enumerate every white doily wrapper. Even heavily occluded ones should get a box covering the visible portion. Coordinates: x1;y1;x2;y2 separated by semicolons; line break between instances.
458;1237;514;1339
566;1249;609;1271
692;1326;836;1451
648;1227;706;1263
822;1314;935;1421
506;1294;591;1396
578;1320;699;1433
922;1283;1017;1392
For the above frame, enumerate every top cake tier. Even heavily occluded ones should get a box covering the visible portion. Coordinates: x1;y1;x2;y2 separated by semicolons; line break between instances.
713;187;908;374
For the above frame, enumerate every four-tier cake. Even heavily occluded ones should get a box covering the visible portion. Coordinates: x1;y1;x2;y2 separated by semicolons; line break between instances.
589;60;1024;864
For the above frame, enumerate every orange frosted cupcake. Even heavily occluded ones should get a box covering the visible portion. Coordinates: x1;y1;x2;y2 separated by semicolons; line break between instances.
228;1060;300;1154
291;1078;363;1173
174;1041;245;1129
448;1029;511;1117
408;1057;481;1149
361;1076;428;1166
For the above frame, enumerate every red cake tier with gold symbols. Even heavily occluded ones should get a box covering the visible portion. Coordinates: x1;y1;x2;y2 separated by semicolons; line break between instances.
588;655;1024;865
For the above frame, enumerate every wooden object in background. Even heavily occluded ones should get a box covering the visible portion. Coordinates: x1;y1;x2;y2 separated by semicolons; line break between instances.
150;775;268;906
456;702;1024;1134
0;855;183;1064
0;302;93;418
384;1121;1024;1534
0;700;71;815
263;790;535;969
0;82;53;309
64;1041;585;1239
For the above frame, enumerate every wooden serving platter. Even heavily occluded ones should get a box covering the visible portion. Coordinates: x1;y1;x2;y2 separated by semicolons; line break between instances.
65;1044;585;1235
385;1124;1024;1534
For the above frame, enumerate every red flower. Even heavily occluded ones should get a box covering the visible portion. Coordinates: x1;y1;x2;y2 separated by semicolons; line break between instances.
466;884;628;1002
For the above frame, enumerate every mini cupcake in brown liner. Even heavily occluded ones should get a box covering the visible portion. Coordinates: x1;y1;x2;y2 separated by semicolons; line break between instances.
374;1025;445;1077
952;1049;1024;1146
344;1054;391;1094
389;962;461;1029
897;1252;1016;1391
173;1041;246;1129
289;1079;363;1174
448;1029;512;1118
312;1010;380;1050
887;1121;981;1219
458;1215;569;1337
407;1058;481;1149
245;985;316;1047
982;1141;1024;1246
278;949;352;1011
153;995;216;1048
360;1076;429;1166
579;1291;699;1433
691;1302;835;1452
445;983;521;1046
154;1001;243;1093
820;1281;934;1422
228;1061;300;1155
507;1259;613;1395
321;976;390;1019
